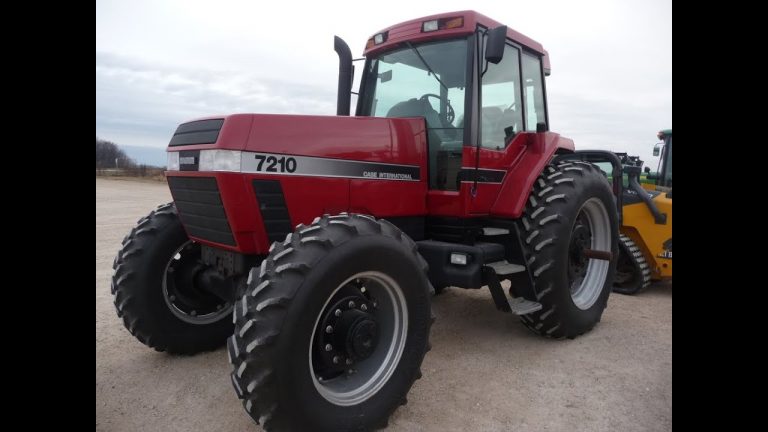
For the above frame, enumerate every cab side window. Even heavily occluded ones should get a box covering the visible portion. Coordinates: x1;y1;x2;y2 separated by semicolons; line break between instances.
521;52;547;131
480;44;523;150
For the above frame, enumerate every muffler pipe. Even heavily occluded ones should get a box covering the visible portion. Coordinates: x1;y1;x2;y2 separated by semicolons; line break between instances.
334;36;353;116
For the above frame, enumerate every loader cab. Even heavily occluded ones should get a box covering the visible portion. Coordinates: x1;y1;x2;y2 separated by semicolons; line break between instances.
649;129;672;188
658;130;672;187
356;13;550;192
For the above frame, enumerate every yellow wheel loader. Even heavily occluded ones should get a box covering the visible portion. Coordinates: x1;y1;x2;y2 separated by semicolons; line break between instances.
539;129;672;295
613;129;672;294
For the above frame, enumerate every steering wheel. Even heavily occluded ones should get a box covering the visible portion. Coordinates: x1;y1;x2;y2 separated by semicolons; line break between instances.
419;94;455;125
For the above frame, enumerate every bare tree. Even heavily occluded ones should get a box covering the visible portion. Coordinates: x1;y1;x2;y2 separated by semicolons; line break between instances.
96;137;136;169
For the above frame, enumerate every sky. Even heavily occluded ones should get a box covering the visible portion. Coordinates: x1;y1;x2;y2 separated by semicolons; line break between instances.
96;0;671;167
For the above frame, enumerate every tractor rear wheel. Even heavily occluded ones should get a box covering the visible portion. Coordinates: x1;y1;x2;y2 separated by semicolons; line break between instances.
228;213;433;431
111;203;234;354
516;161;619;339
612;234;651;294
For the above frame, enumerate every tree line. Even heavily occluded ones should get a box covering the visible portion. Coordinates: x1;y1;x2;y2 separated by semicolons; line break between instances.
96;137;136;169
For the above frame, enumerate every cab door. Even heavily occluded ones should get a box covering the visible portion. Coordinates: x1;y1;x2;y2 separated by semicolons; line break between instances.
466;34;549;215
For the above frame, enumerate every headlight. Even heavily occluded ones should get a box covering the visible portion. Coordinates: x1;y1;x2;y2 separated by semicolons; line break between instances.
199;150;242;171
167;152;180;171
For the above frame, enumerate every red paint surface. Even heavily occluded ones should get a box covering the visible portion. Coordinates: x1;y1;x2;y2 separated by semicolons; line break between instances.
167;115;574;253
363;10;550;73
166;6;574;255
489;132;575;218
167;114;429;253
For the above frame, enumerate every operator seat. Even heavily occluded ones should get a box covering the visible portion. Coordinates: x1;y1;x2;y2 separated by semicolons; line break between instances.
481;106;505;146
499;107;522;144
480;106;522;148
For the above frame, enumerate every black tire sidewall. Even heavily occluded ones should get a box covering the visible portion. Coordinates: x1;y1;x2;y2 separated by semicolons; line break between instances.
274;234;431;431
116;208;233;352
541;167;618;332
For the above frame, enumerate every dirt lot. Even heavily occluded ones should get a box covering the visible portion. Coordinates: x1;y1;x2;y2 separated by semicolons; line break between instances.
96;177;672;432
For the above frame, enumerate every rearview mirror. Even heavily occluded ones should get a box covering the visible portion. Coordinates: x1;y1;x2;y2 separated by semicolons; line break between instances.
379;70;392;83
653;144;661;157
644;167;651;173
485;26;507;64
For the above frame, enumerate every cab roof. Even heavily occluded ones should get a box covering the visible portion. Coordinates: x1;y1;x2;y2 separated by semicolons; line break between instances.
363;10;551;75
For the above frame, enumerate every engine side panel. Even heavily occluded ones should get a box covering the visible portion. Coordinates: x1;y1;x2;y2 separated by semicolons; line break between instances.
167;114;428;255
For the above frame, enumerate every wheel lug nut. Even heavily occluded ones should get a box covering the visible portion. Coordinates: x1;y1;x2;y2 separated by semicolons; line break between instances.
373;301;378;308
335;309;342;317
169;295;176;301
345;358;353;365
325;325;333;334
190;310;197;316
348;301;356;309
167;267;175;274
361;304;368;311
333;356;340;364
360;287;366;293
325;344;333;352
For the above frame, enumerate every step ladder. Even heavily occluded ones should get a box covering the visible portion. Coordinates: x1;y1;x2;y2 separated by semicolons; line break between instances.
482;227;510;236
483;260;542;315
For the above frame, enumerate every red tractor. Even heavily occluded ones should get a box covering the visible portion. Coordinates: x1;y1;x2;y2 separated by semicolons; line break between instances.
112;10;618;431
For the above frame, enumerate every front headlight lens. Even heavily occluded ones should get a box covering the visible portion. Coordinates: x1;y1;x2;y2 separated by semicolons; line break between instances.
167;152;180;171
199;150;242;171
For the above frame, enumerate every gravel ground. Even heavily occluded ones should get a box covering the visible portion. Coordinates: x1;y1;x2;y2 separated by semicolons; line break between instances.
96;177;672;432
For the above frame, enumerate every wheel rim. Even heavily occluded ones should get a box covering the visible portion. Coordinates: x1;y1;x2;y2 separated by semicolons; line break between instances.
309;271;408;406
568;198;611;310
161;241;232;324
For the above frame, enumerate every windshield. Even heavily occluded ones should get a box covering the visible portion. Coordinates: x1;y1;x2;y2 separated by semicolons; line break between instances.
359;39;468;141
358;38;469;191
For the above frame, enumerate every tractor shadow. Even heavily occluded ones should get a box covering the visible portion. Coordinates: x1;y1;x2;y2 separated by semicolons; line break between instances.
429;286;547;343
644;280;672;295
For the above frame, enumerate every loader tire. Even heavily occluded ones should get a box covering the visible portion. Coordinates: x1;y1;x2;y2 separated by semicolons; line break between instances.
612;234;652;295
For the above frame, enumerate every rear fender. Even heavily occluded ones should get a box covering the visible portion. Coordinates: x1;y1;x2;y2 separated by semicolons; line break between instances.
490;132;574;218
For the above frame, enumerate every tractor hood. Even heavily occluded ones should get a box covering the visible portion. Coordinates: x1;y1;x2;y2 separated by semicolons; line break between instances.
166;114;428;175
164;114;430;254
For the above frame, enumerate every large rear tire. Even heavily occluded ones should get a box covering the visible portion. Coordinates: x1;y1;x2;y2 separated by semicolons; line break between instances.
516;161;619;339
111;203;234;354
229;213;434;431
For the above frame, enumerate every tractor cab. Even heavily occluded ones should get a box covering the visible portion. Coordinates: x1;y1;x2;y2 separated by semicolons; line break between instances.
348;11;553;196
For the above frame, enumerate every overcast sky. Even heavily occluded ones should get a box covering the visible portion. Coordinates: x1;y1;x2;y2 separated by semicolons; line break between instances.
96;0;671;167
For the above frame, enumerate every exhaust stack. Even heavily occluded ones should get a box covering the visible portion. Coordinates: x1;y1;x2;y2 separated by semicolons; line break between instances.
334;36;353;116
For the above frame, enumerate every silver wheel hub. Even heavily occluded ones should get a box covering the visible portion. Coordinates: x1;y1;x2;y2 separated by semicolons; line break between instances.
310;272;408;406
161;241;232;324
568;198;612;310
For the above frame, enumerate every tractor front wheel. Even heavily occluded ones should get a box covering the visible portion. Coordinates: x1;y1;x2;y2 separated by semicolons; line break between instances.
111;203;234;354
229;214;434;431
